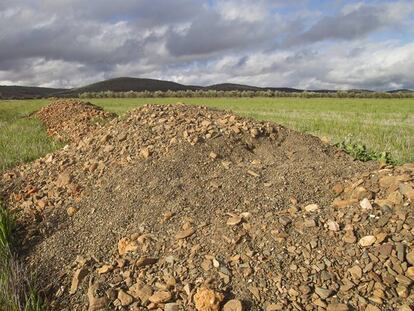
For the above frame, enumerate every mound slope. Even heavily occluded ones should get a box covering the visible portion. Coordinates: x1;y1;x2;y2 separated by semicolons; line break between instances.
36;99;117;143
1;102;413;311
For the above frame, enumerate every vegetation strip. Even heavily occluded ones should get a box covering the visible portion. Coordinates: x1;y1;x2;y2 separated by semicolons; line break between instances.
0;202;44;311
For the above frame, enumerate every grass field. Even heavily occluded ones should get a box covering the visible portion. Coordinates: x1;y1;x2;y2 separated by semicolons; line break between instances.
1;97;413;171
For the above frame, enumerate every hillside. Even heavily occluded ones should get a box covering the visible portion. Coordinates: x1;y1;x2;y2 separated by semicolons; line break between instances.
59;77;202;96
0;85;66;99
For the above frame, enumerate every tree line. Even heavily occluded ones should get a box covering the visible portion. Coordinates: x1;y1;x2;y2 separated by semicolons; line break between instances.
78;89;414;99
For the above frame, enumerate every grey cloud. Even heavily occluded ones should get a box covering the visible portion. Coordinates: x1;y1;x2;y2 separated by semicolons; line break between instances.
288;2;414;45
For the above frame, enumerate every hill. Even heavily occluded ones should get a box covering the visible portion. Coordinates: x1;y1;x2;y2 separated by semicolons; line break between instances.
0;85;66;99
58;77;202;96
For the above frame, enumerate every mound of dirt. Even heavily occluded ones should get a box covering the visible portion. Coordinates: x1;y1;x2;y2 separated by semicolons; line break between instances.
2;102;413;310
36;99;116;143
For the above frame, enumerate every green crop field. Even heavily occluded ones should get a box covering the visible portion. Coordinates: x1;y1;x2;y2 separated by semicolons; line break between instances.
1;97;413;171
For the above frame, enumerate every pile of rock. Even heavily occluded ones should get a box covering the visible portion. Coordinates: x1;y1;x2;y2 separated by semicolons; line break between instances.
36;99;116;142
2;101;412;310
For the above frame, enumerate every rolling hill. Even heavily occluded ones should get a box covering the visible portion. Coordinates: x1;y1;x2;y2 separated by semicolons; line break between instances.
1;77;412;99
0;85;66;99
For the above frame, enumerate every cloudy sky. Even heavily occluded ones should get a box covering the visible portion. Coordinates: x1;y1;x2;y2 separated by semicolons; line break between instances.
1;0;413;90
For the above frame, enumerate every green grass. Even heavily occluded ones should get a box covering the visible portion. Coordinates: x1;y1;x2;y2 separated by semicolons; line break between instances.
0;202;44;311
0;99;63;171
1;97;413;170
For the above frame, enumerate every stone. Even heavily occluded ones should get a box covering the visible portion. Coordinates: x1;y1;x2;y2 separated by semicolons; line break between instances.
118;290;133;306
227;215;243;226
406;267;414;280
67;206;78;217
140;147;151;159
327;304;349;311
149;291;172;304
164;303;179;311
87;279;109;311
406;250;414;265
359;236;376;247
135;257;158;267
360;198;372;210
129;282;153;302
97;264;112;274
193;287;224;311
69;267;88;295
175;227;195;240
56;171;72;187
342;230;356;243
327;220;340;231
399;305;413;311
223;299;243;311
348;265;363;280
396;275;412;286
365;305;381;311
118;237;138;256
209;152;218;159
266;304;284;311
304;204;319;212
314;287;333;299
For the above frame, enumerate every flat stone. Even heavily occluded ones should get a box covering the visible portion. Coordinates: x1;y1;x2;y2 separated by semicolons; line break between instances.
175;227;195;240
304;204;319;212
314;287;333;299
359;236;376;247
149;291;172;304
223;299;243;311
118;290;133;306
327;304;349;311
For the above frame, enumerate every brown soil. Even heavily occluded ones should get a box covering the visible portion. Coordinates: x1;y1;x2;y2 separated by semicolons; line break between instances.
1;101;413;311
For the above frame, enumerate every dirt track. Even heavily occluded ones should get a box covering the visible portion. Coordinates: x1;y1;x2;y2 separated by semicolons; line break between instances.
1;100;414;311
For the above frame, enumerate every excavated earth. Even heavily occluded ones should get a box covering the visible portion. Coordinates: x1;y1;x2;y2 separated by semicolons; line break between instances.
1;100;414;311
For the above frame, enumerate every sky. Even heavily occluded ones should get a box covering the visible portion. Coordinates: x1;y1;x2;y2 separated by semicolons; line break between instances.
0;0;413;90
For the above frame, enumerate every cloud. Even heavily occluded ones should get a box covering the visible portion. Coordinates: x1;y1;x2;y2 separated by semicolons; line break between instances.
289;1;414;45
0;0;413;89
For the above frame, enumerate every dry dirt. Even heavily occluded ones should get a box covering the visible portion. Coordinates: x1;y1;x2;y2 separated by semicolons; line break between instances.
1;100;414;311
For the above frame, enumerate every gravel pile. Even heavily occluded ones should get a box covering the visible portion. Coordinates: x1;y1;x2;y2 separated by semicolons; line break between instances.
2;102;412;311
36;99;116;143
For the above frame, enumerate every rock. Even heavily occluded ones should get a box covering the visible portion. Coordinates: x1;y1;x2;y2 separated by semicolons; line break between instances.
56;172;72;187
365;305;381;311
140;147;151;159
342;230;356;243
175;227;195;240
223;299;243;311
118;290;134;306
407;250;414;265
97;264;112;274
406;267;414;280
396;285;409;298
69;267;88;295
360;198;372;210
118;237;138;255
348;265;363;280
209;152;218;159
399;305;413;311
193;287;224;311
135;257;158;267
67;206;78;217
359;236;376;247
327;220;340;231
164;303;179;311
332;183;344;195
227;215;243;226
314;287;333;299
149;291;172;303
396;275;412;286
87;279;109;311
129;282;153;302
327;304;349;311
266;304;284;311
247;170;260;177
304;204;319;212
